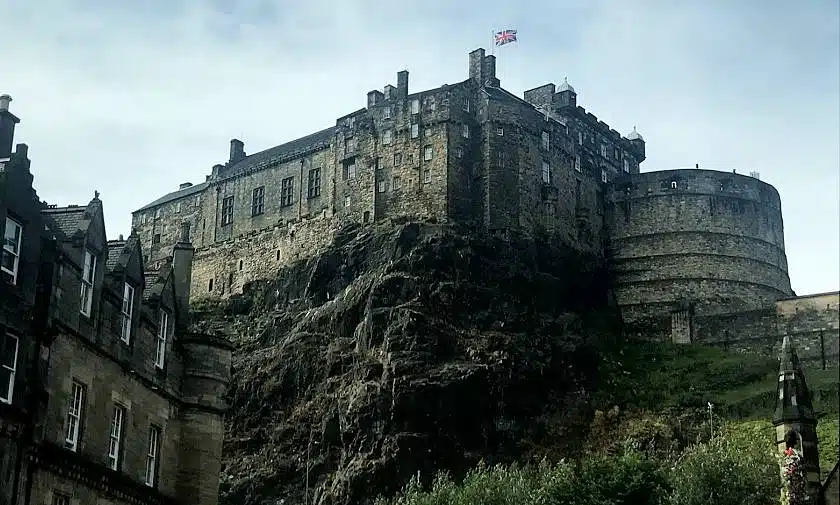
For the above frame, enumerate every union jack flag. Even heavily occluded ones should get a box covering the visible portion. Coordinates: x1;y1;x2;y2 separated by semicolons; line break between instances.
494;29;517;46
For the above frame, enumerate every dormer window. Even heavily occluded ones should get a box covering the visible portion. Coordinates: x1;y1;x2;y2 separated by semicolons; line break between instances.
120;282;135;344
1;217;22;285
155;310;169;369
80;250;96;316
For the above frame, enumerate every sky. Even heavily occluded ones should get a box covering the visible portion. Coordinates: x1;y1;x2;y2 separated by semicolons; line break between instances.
1;0;838;295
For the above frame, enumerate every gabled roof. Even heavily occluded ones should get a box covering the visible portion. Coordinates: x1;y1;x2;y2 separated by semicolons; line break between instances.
134;181;208;213
41;206;87;238
220;126;336;179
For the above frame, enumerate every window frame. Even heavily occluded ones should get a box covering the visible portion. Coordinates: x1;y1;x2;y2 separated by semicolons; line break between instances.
155;310;169;369
0;332;19;404
541;161;552;184
64;380;86;452
251;186;265;216
308;168;322;199
1;216;22;285
221;196;234;226
423;145;433;162
280;177;295;207
145;425;162;487
120;282;134;344
80;249;96;316
108;403;126;471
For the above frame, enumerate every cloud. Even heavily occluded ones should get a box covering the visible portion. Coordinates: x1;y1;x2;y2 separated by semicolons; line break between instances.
1;0;837;294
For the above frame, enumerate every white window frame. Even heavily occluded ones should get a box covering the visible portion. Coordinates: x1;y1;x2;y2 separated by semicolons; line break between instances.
410;123;419;139
623;159;630;173
120;282;134;344
496;127;504;136
80;250;96;316
344;196;351;208
410;99;420;114
377;180;387;193
175;202;181;213
145;425;161;487
382;130;392;145
392;176;401;191
1;216;22;285
574;155;582;172
600;144;608;158
601;169;608;183
542;131;550;150
541;161;551;184
108;403;126;470
423;169;432;184
155;310;169;369
347;162;356;180
65;381;85;452
1;332;19;404
423;146;433;161
462;124;469;139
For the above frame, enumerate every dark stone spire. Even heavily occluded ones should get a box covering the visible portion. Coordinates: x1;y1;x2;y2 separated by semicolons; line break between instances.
773;335;816;424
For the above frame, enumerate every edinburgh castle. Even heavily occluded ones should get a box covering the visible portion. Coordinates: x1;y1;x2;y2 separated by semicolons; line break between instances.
132;48;838;366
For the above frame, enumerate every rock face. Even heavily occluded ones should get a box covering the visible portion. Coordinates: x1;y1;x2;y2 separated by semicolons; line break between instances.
205;221;618;505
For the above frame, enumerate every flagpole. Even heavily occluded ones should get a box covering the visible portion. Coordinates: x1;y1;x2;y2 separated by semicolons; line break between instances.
490;30;495;55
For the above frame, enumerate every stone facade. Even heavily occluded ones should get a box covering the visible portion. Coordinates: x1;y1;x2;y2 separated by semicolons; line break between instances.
133;48;646;302
0;97;233;505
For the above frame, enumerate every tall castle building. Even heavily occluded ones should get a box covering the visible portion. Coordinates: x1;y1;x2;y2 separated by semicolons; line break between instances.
133;48;838;365
1;96;232;505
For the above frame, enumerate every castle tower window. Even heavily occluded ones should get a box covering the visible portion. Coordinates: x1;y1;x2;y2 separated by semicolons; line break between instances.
120;282;135;344
155;310;169;369
393;176;402;191
155;208;162;218
344;196;351;207
108;403;126;470
382;130;392;145
410;99;420;114
574;155;582;172
80;249;96;316
144;425;161;487
64;380;86;452
251;186;265;216
382;106;391;120
308;168;321;198
623;159;630;173
221;196;234;226
462;97;470;111
1;216;22;285
393;153;402;166
601;169;608;183
578;132;583;145
496;127;504;136
175;201;182;213
0;332;18;404
280;177;295;207
600;144;608;158
345;137;356;153
363;211;370;223
344;159;356;180
152;234;161;244
208;279;213;291
423;169;432;183
410;123;419;138
425;127;433;137
428;98;436;112
541;161;551;184
238;259;243;271
541;131;550;150
462;124;470;139
424;145;433;161
671;181;677;189
377;180;387;193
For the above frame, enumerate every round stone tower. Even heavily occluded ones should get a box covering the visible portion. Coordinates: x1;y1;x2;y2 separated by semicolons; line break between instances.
604;169;793;341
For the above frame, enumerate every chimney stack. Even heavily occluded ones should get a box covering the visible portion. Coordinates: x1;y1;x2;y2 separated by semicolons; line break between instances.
172;221;194;329
468;48;486;85
397;70;409;99
0;94;21;160
179;182;193;190
229;139;245;165
483;55;499;87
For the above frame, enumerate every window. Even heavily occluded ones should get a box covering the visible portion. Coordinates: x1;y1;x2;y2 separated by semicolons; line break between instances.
80;250;96;316
152;234;161;244
455;147;463;158
382;130;392;145
423;169;432;184
542;161;551;184
578;132;583;145
614;148;620;161
1;332;18;404
393;153;402;166
496;127;504;136
382;106;391;120
462;124;469;139
574;155;582;172
1;216;22;285
600;144;608;158
308;168;321;199
344;159;356;180
345;137;356;153
175;202;181;213
208;279;214;292
410;123;419;138
155;208;162;219
251;187;265;216
601;169;608;183
410;99;420;114
65;381;86;452
623;159;630;173
120;282;134;344
425;127;433;137
280;177;294;207
428;99;436;112
462;97;470;111
671;181;677;189
542;131;550;150
144;425;161;487
377;180;387;193
497;151;505;168
221;196;234;226
52;493;70;505
155;310;169;369
344;196;351;208
195;196;200;207
108;404;126;470
423;146;433;161
393;176;402;191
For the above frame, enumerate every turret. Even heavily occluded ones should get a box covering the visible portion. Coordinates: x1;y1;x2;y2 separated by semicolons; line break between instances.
555;77;576;108
627;126;646;162
773;335;822;501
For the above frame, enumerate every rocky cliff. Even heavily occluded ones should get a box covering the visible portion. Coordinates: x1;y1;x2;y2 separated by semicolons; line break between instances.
199;221;621;505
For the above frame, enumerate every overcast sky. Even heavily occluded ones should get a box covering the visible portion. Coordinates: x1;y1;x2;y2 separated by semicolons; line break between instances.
1;0;838;295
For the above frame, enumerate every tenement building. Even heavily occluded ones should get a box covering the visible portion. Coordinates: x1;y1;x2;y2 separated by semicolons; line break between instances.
133;48;838;365
0;97;233;505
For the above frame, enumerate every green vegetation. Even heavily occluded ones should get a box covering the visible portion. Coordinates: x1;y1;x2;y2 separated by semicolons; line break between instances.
378;342;839;504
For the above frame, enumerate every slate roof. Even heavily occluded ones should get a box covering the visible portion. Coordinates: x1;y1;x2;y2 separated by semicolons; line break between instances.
220;126;336;179
134;181;208;213
41;206;87;238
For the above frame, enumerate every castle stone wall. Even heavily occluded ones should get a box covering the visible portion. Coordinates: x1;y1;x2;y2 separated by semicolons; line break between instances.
605;169;793;325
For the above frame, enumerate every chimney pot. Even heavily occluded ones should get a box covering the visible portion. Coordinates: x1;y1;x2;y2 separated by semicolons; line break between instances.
118;234;124;241
0;95;10;112
229;139;245;164
179;182;193;190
